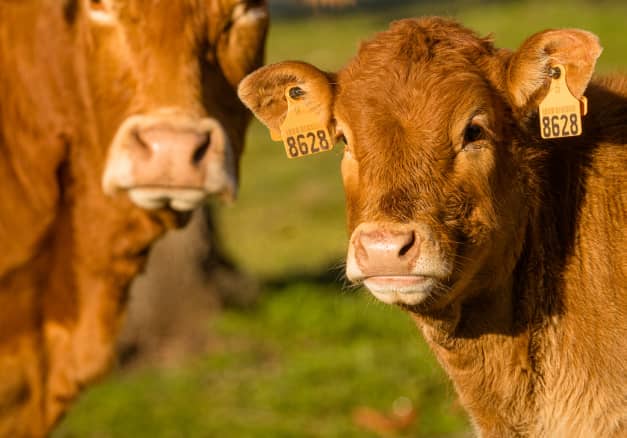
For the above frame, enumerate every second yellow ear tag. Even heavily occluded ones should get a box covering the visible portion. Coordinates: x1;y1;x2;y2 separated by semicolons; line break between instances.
278;88;334;159
538;64;588;139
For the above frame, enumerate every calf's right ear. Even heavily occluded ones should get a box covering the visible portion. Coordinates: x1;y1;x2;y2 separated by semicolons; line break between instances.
237;61;334;139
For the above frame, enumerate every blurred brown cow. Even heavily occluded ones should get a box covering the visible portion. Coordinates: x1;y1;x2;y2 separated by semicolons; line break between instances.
118;0;360;369
0;0;267;436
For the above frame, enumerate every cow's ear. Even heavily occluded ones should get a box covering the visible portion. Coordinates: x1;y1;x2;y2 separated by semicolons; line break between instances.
216;2;269;88
506;29;602;111
238;61;333;139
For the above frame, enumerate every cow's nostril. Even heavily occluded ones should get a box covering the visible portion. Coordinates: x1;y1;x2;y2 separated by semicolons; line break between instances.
192;134;211;165
131;128;154;160
133;129;150;151
398;231;416;257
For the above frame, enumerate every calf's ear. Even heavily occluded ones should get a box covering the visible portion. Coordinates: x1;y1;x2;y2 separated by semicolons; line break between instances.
506;29;602;110
238;61;333;139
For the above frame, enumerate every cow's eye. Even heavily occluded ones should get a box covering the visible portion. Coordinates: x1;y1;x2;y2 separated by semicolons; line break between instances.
462;124;484;147
340;134;355;155
90;0;105;10
88;0;114;23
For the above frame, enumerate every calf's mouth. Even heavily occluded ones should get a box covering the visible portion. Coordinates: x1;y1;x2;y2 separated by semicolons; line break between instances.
346;222;454;306
363;275;439;306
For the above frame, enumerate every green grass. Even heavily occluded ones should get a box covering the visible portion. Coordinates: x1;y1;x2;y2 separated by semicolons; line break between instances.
55;287;466;438
55;1;626;437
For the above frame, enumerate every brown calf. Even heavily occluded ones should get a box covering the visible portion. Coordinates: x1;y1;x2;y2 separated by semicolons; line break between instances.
0;0;267;436
239;17;626;437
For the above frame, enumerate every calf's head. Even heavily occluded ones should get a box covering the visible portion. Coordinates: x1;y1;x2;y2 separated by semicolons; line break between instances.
89;0;268;211
239;18;601;311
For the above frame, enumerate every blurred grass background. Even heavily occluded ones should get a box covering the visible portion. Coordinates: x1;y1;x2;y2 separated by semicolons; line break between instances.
55;1;626;437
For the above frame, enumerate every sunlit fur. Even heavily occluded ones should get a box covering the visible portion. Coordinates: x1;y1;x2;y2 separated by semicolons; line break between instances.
0;1;267;436
239;17;626;437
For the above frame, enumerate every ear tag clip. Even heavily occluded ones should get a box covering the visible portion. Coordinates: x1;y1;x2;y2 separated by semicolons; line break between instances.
270;129;282;142
538;64;588;139
277;87;334;159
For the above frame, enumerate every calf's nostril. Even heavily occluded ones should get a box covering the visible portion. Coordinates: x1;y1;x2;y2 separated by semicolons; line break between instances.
398;231;416;257
191;134;211;165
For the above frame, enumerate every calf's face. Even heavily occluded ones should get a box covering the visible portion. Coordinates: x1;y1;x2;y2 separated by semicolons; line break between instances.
337;66;510;309
239;18;600;311
89;0;268;211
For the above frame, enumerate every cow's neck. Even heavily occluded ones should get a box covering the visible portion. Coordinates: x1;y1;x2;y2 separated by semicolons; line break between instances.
42;173;170;427
411;217;567;434
411;276;537;436
410;139;612;436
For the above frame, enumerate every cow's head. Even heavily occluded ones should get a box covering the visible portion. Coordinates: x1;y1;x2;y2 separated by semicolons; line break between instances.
89;0;268;211
239;18;601;312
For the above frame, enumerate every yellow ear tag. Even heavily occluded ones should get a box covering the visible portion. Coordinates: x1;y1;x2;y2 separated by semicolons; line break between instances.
270;129;282;142
278;88;334;159
538;64;587;139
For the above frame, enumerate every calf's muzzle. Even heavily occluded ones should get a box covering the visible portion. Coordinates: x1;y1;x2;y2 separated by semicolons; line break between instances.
353;226;421;276
346;222;452;306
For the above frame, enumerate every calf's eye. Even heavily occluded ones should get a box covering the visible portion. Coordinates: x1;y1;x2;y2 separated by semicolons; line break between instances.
462;124;484;148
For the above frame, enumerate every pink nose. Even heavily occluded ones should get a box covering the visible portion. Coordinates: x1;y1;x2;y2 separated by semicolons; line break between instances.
128;121;221;187
137;126;210;165
354;226;421;276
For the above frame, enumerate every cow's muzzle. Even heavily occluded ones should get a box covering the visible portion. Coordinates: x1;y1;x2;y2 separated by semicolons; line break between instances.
102;109;237;211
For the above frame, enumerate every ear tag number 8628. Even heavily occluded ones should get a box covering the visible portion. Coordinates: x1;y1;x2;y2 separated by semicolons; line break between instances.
279;88;333;159
538;64;588;140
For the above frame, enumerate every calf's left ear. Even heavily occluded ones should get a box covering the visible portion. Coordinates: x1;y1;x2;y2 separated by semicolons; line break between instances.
506;29;602;111
238;61;333;139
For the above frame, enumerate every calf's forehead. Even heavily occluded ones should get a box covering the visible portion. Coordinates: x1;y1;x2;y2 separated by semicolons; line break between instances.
335;69;498;156
334;18;502;151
